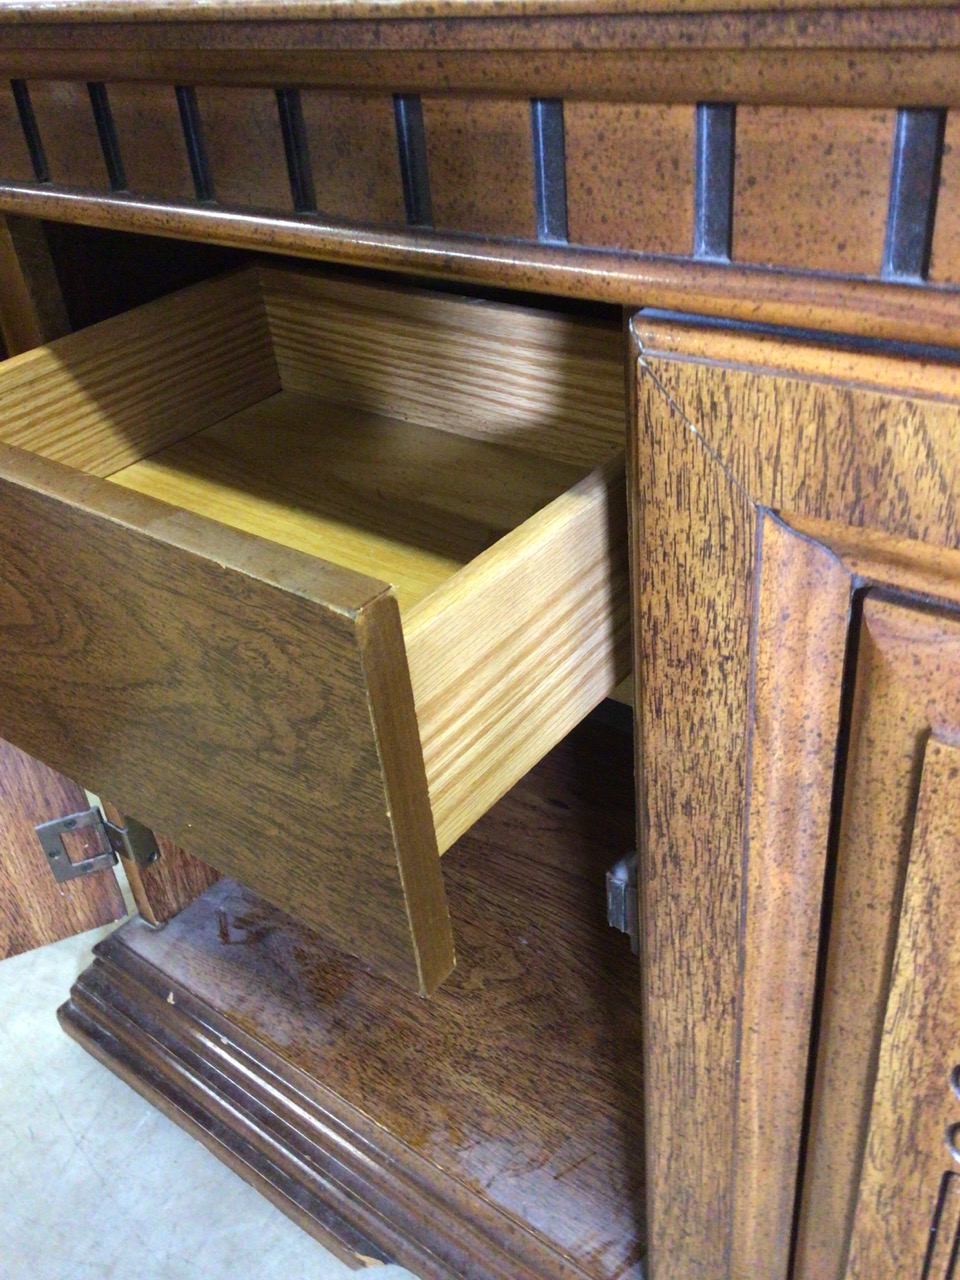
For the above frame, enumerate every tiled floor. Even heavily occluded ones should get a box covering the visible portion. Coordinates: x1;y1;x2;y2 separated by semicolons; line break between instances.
0;912;418;1280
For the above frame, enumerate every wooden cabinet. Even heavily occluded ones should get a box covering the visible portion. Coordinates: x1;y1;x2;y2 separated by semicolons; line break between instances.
3;4;960;1278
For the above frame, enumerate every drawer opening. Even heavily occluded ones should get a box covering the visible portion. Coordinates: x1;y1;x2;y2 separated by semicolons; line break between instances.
0;265;630;995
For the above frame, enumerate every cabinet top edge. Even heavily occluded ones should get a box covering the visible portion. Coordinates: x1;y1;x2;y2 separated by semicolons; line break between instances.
0;0;953;24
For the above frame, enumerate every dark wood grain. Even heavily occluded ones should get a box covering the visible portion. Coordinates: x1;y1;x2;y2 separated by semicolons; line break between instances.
0;738;125;958
107;81;195;202
195;86;292;210
564;102;695;254
61;715;644;1280
732;105;894;274
0;443;453;994
300;90;405;226
422;96;536;239
27;80;110;190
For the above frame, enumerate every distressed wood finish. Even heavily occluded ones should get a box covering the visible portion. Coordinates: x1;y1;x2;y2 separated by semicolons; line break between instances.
0;739;126;959
107;81;195;202
61;716;645;1280
564;102;695;254
0;7;956;323
5;184;960;346
300;90;405;226
732;514;852;1280
195;86;292;210
633;322;960;1280
26;80;110;191
846;726;960;1279
731;106;894;274
422;96;536;239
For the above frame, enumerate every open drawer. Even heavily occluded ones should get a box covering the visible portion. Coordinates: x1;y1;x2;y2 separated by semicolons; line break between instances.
0;266;629;994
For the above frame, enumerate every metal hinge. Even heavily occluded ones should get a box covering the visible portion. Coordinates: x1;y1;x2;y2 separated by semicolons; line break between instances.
36;808;159;883
606;851;639;955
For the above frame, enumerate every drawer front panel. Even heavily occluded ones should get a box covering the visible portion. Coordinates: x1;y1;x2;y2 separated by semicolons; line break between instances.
0;442;453;994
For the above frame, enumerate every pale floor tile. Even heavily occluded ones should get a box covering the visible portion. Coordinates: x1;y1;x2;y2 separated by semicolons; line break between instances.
0;913;418;1280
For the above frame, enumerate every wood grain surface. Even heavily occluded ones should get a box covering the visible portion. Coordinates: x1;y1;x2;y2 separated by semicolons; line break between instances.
300;90;405;226
4;183;960;345
109;390;586;613
731;513;852;1280
732;106;894;274
1;9;959;114
633;329;757;1280
107;81;195;202
406;454;629;852
632;320;960;1280
0;268;276;475
422;96;536;239
794;593;960;1279
846;726;960;1279
62;715;645;1280
0;738;125;959
564;102;695;255
27;80;109;190
0;441;452;994
259;266;625;468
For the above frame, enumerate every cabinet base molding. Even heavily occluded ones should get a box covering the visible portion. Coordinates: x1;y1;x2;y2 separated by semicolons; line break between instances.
59;718;645;1280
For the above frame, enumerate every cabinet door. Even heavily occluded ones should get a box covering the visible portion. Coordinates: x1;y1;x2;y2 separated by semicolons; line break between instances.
632;317;960;1280
841;660;960;1278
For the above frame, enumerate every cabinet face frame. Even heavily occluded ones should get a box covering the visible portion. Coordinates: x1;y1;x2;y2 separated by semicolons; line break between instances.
631;321;960;1280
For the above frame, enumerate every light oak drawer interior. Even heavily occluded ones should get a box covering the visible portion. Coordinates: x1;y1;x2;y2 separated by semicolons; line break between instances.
0;265;629;993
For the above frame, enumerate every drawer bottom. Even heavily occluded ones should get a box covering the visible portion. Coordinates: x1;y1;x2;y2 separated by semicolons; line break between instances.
59;712;644;1280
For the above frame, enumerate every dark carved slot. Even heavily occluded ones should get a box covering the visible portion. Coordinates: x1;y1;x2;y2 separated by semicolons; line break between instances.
11;80;48;183
883;107;947;282
276;88;315;214
531;99;568;245
87;83;126;192
175;85;213;203
921;1171;960;1280
393;94;432;229
694;102;735;261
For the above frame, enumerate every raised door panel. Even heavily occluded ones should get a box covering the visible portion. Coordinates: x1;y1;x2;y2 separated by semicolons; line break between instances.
846;717;960;1278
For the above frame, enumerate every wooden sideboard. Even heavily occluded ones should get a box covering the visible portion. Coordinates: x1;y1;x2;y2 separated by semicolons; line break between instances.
1;4;960;1278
